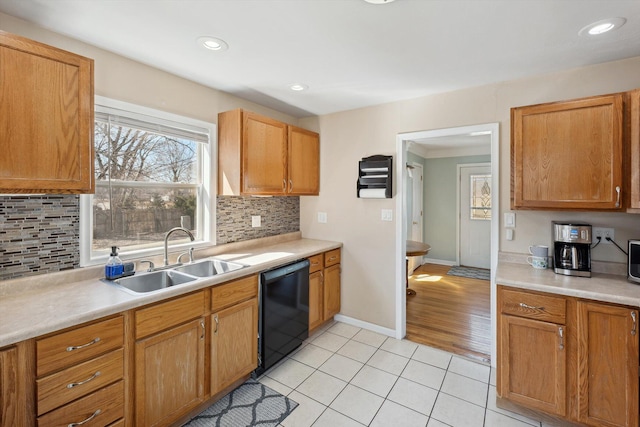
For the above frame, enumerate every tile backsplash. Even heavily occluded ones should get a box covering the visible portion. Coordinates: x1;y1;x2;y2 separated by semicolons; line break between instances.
216;196;300;244
0;194;300;281
0;195;80;280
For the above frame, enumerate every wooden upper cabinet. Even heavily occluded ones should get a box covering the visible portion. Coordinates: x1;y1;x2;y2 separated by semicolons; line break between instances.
511;93;623;210
218;108;319;196
288;126;319;195
0;31;94;194
629;89;640;210
243;112;288;194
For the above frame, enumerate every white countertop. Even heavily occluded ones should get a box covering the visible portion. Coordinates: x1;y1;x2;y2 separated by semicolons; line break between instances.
496;262;640;307
0;237;341;348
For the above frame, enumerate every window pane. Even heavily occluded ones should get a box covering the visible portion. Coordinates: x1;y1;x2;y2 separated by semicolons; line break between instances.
95;122;198;183
470;173;491;220
93;186;198;252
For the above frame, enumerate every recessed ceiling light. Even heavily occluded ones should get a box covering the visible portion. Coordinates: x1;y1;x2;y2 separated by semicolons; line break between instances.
289;83;309;91
579;17;626;37
197;36;228;51
364;0;396;4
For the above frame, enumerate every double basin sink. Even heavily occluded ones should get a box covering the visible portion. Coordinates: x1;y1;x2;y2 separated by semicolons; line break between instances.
111;259;245;294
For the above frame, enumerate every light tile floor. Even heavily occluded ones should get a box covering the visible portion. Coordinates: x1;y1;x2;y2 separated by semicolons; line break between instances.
259;320;547;427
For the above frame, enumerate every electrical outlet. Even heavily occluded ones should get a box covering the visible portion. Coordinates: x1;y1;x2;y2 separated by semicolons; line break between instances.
318;212;327;223
251;215;261;228
381;209;393;222
593;227;615;244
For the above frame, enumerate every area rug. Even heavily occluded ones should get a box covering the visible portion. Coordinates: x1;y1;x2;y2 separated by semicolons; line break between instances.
447;266;491;281
182;378;298;427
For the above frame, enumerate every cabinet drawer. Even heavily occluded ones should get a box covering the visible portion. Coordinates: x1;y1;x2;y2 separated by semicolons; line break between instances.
212;275;258;312
308;254;323;274
37;316;124;377
324;249;341;267
37;380;124;427
37;349;124;416
136;291;205;339
500;288;566;324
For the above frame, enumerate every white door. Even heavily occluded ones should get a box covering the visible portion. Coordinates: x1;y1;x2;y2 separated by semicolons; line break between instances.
459;164;491;269
408;163;423;274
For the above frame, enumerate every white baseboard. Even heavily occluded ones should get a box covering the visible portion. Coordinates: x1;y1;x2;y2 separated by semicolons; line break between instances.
423;258;457;266
334;314;397;338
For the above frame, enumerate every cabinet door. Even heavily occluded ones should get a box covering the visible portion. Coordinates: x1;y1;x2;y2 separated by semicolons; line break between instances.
288;126;319;195
577;302;639;427
242;112;287;195
511;94;623;210
498;315;566;416
630;89;640;210
323;264;341;320
309;271;324;331
0;32;94;194
0;346;17;427
211;298;258;395
135;318;205;427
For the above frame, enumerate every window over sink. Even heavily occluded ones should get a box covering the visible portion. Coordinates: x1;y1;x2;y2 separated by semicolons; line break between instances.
80;97;215;266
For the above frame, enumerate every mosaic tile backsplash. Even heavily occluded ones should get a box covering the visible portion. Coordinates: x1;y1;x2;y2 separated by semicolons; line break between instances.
216;196;300;244
0;195;300;281
0;195;80;280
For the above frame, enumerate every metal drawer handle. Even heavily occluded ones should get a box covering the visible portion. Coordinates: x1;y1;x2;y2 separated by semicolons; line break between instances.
289;179;293;192
328;256;337;262
67;371;101;389
519;302;544;311
282;179;286;192
558;327;564;350
67;337;100;352
200;320;205;339
632;311;637;336
615;186;621;208
214;315;219;334
68;409;101;427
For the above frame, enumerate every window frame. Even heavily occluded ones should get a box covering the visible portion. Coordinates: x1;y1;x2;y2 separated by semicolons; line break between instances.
80;96;216;267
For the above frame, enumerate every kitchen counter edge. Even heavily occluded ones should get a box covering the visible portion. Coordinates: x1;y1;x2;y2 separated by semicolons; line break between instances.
0;238;342;348
496;261;640;307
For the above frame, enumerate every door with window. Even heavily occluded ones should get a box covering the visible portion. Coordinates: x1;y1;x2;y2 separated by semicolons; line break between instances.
459;164;491;269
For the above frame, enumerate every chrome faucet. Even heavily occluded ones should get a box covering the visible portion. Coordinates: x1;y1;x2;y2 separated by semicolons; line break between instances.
164;227;195;266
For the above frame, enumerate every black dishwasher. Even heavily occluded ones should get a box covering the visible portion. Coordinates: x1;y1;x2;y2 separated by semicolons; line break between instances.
255;259;310;376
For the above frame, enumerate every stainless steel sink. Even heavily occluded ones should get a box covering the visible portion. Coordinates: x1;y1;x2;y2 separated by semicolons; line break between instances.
114;270;196;294
174;259;245;277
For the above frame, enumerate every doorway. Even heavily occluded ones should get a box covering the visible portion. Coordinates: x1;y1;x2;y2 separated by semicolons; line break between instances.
407;162;424;275
395;123;499;366
458;163;491;269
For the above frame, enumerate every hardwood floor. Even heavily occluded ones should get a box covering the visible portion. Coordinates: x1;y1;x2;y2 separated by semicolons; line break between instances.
406;263;491;364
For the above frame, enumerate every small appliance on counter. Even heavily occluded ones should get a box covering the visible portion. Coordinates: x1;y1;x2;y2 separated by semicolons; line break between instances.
628;240;640;284
552;222;592;277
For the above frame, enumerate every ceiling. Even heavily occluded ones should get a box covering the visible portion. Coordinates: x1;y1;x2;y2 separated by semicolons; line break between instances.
1;0;639;118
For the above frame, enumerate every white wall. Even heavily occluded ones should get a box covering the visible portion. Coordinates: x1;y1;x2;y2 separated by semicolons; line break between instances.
300;57;640;330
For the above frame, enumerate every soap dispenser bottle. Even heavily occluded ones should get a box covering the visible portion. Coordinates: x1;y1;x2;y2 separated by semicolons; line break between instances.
105;246;124;280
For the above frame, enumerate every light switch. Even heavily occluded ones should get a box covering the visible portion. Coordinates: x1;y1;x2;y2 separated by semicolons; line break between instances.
318;212;327;223
251;215;261;227
381;209;393;222
504;212;516;228
506;228;514;241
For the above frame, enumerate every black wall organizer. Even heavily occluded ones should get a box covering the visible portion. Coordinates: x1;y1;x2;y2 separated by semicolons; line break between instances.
357;155;393;198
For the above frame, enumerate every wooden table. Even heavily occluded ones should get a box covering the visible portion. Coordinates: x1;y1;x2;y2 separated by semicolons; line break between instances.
406;240;431;296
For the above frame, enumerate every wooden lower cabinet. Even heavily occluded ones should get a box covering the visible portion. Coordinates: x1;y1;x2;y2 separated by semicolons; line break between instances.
499;315;566;416
211;298;258;394
308;249;342;332
498;286;640;427
135;318;206;427
0;346;18;427
577;302;639;427
308;270;324;331
323;264;341;320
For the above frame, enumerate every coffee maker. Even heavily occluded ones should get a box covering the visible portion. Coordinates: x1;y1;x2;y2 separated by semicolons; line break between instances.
552;222;592;277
